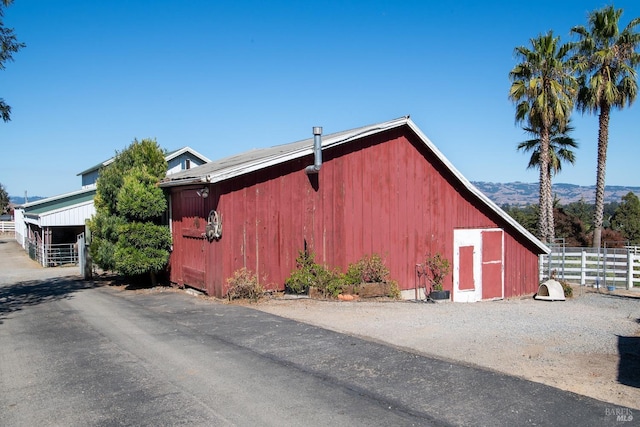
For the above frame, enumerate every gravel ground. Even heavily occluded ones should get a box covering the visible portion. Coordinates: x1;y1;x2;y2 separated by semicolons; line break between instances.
247;289;640;410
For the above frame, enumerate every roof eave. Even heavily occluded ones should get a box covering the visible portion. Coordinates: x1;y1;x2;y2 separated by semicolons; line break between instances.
18;188;96;209
160;116;411;188
166;146;212;164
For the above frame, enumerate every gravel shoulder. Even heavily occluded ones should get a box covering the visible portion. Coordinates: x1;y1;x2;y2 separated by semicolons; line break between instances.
246;289;640;410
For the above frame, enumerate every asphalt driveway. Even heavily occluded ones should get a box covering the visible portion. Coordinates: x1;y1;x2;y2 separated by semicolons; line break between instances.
0;238;629;426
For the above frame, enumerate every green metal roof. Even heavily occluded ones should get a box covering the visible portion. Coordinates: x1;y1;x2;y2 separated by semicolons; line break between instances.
24;189;96;216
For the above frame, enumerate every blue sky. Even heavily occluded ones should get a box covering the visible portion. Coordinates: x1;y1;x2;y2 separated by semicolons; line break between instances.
2;1;640;197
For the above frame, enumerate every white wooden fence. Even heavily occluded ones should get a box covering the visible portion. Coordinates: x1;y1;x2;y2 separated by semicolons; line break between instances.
540;246;640;290
0;220;15;233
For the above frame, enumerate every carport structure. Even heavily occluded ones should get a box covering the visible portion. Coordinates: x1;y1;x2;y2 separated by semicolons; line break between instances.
14;189;95;266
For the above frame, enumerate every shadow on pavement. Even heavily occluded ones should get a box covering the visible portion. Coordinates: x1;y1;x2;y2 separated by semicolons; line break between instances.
89;272;170;292
0;277;98;324
618;324;640;389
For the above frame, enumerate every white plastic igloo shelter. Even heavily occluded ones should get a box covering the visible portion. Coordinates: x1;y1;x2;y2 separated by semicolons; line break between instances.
534;279;566;301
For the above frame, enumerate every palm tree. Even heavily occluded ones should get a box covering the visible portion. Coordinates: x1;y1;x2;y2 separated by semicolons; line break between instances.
509;31;577;243
517;119;578;178
571;6;640;248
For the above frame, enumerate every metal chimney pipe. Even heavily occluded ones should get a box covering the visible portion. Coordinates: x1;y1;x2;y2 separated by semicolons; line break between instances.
305;126;323;174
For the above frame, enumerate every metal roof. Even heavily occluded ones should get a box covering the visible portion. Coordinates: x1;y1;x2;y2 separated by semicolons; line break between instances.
160;117;412;187
165;146;211;163
160;116;549;254
22;188;96;216
76;146;211;176
20;188;95;210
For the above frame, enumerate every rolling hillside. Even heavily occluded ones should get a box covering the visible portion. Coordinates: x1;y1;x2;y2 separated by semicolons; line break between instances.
471;182;640;206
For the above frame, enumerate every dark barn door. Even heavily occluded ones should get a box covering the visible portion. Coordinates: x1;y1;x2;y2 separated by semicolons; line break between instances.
177;190;207;291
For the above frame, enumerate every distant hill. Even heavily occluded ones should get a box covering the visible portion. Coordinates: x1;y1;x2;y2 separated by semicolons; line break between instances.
472;182;640;207
9;195;46;205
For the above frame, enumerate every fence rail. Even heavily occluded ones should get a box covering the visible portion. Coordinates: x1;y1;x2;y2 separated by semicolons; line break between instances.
540;246;640;290
46;243;78;266
0;221;15;233
27;239;78;267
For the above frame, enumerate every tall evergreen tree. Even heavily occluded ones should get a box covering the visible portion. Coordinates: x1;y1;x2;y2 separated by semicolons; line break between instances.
89;139;171;285
509;31;577;243
571;6;640;248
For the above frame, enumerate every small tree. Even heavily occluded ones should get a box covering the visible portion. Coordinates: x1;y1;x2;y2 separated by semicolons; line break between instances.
424;252;450;291
0;182;9;214
89;139;171;285
611;192;640;245
564;198;594;235
554;206;590;247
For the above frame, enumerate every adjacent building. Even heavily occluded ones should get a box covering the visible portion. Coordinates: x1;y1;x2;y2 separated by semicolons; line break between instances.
15;147;210;267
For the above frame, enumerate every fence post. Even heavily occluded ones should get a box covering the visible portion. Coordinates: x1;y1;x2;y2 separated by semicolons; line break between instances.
581;250;586;286
628;251;634;290
603;246;607;288
539;255;544;282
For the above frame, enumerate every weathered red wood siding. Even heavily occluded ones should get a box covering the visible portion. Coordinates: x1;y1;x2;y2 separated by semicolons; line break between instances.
169;126;541;298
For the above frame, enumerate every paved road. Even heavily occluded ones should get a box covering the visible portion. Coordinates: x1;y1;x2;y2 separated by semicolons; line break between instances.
0;239;626;426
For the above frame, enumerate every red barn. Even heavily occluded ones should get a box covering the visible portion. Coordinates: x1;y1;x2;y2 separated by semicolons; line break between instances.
160;117;548;301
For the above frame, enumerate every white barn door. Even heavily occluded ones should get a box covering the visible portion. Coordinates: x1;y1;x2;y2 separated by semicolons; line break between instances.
453;229;482;302
453;228;504;302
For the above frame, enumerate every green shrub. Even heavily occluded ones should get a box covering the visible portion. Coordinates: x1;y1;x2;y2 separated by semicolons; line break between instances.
424;252;450;291
285;251;315;294
323;268;345;298
344;253;390;284
226;268;264;301
286;251;400;299
387;280;401;299
343;263;362;287
559;280;573;298
342;254;399;298
357;254;390;283
285;251;341;296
